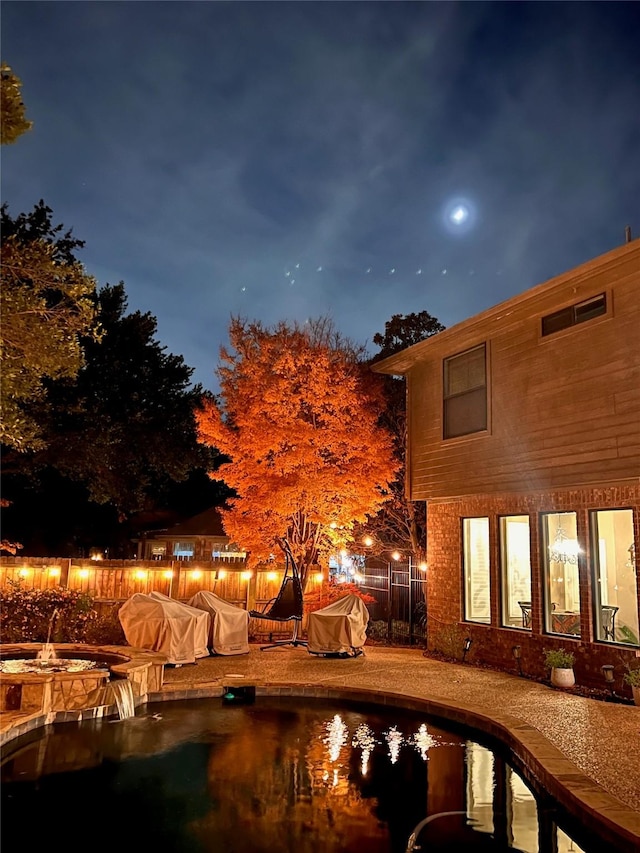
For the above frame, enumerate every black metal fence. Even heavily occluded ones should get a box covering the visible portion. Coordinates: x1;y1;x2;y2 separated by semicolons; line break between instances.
360;558;427;645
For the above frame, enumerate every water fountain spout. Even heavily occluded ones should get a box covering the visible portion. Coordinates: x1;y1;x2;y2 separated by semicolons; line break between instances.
38;608;60;662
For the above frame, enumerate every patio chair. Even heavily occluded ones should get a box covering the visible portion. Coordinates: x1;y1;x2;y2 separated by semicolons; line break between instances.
249;565;308;651
601;604;619;641
518;601;532;628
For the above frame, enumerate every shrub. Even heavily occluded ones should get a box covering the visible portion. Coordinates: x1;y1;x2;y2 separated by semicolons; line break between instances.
0;580;99;643
303;580;376;613
543;647;575;669
428;622;466;660
623;666;640;688
84;608;127;646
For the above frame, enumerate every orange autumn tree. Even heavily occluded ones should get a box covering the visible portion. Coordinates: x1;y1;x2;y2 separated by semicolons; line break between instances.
196;317;399;590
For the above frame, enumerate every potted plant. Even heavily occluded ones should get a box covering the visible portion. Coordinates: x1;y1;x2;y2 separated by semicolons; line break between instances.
543;647;575;688
623;666;640;706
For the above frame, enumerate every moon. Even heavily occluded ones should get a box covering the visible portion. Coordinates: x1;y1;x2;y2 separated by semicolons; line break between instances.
450;204;469;224
442;197;476;234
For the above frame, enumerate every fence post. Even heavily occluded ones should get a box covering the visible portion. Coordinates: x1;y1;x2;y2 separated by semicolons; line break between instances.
408;557;414;645
246;568;257;611
387;562;393;640
60;558;71;589
170;561;180;598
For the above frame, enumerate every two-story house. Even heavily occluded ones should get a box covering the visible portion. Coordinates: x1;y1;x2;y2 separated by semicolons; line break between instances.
373;238;639;685
135;506;246;562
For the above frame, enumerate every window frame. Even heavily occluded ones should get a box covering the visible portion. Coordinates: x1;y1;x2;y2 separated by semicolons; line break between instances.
540;511;581;637
462;516;491;624
540;292;607;338
443;343;488;440
499;514;532;630
589;508;638;647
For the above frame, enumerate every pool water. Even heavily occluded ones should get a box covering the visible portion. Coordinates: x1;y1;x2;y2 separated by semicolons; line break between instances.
1;697;589;853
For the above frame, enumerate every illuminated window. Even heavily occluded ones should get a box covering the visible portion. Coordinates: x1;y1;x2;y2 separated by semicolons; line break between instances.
443;344;487;439
463;517;490;623
590;509;638;646
541;512;581;637
499;516;532;629
541;293;606;337
173;541;194;560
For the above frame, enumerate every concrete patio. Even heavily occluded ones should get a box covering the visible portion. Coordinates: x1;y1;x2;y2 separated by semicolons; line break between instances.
157;644;640;852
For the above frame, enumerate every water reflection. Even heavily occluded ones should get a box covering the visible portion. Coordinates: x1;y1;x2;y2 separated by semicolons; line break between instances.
1;698;590;853
384;724;404;764
352;722;376;774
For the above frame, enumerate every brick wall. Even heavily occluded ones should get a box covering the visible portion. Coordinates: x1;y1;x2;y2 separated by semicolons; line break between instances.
426;484;640;690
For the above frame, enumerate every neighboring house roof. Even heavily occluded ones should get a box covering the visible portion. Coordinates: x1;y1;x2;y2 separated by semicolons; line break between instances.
372;237;639;375
151;506;227;538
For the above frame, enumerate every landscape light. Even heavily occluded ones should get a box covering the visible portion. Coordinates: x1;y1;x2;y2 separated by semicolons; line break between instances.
462;637;473;662
512;645;523;676
602;664;615;696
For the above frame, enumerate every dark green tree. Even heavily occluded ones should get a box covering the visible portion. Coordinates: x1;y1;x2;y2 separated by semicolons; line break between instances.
1;201;100;451
370;310;445;364
2;282;229;556
13;282;222;514
358;311;445;563
1;62;32;144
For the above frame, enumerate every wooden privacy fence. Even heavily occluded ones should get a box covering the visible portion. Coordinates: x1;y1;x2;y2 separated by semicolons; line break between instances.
0;557;318;638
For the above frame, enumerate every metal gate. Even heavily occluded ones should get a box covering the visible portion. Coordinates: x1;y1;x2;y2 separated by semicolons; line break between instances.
360;558;427;645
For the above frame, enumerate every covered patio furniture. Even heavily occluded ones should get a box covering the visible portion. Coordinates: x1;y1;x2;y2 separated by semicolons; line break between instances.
119;592;210;665
307;594;369;658
187;590;250;655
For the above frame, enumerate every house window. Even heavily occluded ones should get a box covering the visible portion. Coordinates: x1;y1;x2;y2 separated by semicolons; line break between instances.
463;517;490;623
173;541;195;560
590;509;638;646
499;516;532;629
541;293;606;337
541;512;581;637
444;344;487;439
150;545;166;560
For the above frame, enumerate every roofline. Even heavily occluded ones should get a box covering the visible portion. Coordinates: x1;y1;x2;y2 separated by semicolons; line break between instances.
372;237;639;375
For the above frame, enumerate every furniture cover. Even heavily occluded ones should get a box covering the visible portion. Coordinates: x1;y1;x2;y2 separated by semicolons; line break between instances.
187;590;250;655
307;594;369;655
119;592;210;664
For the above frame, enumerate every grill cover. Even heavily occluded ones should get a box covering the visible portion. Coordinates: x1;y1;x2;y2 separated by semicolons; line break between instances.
307;594;369;654
119;592;210;664
187;590;250;655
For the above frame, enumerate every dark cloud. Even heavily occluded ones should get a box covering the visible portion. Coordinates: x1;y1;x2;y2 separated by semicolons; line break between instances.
2;1;639;391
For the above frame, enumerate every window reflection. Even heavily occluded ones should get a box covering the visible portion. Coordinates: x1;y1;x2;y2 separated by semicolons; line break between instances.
500;515;532;629
542;513;581;636
463;517;491;623
590;509;638;646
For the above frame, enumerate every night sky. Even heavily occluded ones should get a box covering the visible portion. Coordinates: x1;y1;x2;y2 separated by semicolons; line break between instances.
2;1;639;393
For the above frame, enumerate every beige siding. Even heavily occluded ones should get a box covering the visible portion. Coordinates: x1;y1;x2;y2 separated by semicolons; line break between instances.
405;241;640;499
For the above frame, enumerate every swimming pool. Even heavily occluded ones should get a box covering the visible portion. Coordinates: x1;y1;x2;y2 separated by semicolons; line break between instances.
1;696;594;852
